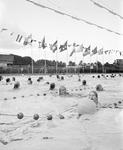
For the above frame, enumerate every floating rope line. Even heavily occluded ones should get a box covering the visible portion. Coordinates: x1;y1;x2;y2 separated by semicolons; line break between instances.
0;110;65;120
0;112;53;120
1;92;49;101
26;0;123;36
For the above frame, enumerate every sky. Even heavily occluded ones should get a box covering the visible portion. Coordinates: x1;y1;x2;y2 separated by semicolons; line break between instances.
0;0;123;64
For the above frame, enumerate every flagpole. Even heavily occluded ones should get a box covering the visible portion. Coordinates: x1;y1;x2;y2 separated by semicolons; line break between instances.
44;48;46;74
90;50;91;73
75;48;76;74
66;41;68;74
74;42;76;74
96;52;98;73
31;44;33;74
82;52;84;74
56;37;58;74
102;47;105;73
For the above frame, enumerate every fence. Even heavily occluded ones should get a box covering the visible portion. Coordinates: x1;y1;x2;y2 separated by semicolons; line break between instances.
0;65;123;74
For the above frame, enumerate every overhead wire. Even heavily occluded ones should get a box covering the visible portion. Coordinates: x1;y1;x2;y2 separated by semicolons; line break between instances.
25;0;123;36
90;0;123;19
46;0;77;17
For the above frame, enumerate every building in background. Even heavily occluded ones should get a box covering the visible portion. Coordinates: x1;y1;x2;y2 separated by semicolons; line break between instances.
0;54;14;68
115;59;123;66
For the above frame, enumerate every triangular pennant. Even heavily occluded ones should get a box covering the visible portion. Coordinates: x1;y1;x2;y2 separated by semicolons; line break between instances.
1;28;7;32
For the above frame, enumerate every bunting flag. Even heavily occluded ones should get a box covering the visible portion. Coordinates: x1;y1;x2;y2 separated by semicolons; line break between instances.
83;45;91;56
111;49;116;54
112;49;116;53
10;32;14;36
0;28;7;32
16;34;23;42
115;50;120;55
68;44;72;47
31;39;37;43
59;40;67;52
76;44;84;53
23;34;32;46
91;47;97;56
108;50;112;54
104;50;109;55
106;49;116;55
38;41;42;48
50;40;58;53
69;43;76;57
98;48;103;55
119;51;123;56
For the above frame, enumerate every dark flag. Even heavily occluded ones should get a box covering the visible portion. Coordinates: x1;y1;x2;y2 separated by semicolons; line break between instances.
59;40;67;52
50;40;58;53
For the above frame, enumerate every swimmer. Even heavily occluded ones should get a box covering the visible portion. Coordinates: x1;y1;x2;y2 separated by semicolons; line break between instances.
59;86;69;96
58;86;84;98
88;91;114;109
82;80;87;86
28;80;33;84
96;84;104;91
50;83;55;90
0;76;3;81
88;91;101;108
77;91;100;119
6;78;11;85
13;81;20;89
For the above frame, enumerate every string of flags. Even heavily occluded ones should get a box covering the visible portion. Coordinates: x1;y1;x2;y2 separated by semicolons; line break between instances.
0;27;123;57
25;0;123;36
1;28;33;46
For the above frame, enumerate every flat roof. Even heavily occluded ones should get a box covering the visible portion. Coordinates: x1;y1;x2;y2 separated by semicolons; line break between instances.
0;54;14;62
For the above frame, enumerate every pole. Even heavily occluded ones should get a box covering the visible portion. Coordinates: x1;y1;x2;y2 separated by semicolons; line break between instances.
75;48;76;74
83;53;84;73
66;40;68;74
44;48;46;74
90;51;91;73
81;48;84;74
74;42;76;74
96;52;98;73
31;45;33;74
56;38;58;74
102;47;105;73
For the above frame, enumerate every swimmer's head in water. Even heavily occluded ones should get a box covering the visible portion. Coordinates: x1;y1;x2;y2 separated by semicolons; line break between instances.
61;76;64;80
96;84;103;91
82;80;86;85
59;86;67;95
50;83;55;90
14;82;20;89
88;91;98;105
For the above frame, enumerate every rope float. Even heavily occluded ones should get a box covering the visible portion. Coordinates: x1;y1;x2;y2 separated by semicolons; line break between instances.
0;112;65;120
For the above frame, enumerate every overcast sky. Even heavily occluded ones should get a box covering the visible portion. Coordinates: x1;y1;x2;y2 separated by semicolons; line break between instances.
0;0;123;64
